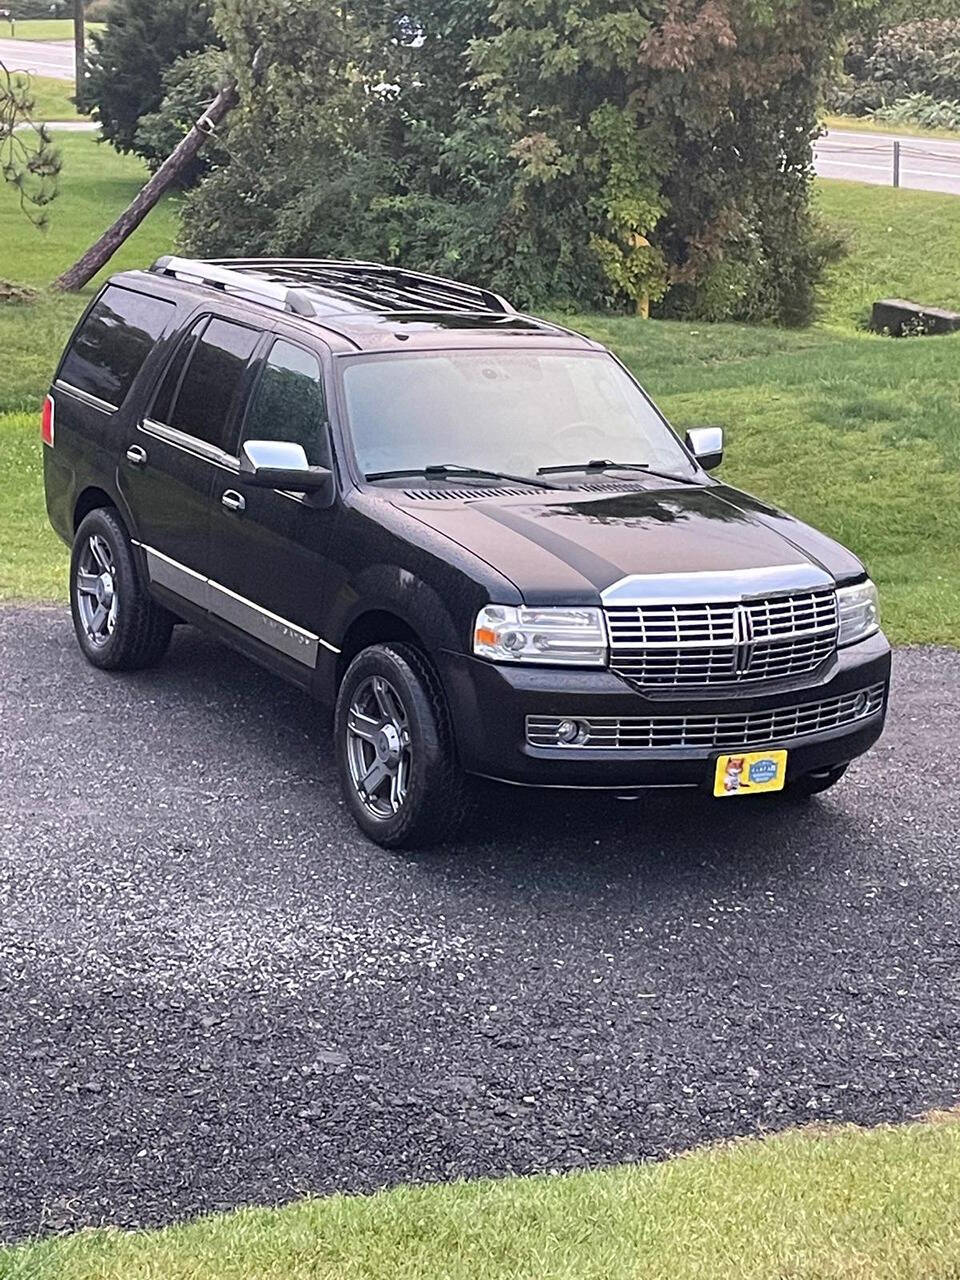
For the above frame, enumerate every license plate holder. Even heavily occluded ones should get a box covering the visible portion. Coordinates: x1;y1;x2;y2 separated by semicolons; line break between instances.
713;749;788;797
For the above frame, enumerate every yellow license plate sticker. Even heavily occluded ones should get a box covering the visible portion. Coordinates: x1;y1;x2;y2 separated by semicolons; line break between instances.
714;749;787;797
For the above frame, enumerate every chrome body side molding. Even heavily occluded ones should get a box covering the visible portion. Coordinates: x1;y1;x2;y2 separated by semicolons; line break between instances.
54;380;116;416
136;543;339;667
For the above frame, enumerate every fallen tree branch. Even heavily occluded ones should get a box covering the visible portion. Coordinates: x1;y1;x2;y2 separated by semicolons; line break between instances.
53;80;238;293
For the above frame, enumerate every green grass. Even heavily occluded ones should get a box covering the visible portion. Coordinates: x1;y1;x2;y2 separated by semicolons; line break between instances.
823;112;960;141
0;136;958;645
7;71;82;121
0;133;178;413
2;18;104;40
816;180;960;330
3;1117;960;1279
0;133;178;600
566;313;960;646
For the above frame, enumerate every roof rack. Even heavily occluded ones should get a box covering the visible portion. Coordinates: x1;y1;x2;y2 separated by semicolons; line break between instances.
149;256;515;318
150;256;317;316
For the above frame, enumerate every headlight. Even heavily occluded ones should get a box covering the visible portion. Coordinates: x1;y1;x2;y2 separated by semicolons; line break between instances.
836;579;880;646
473;605;608;666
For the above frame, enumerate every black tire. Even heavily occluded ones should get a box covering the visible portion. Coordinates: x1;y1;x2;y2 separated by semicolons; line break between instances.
788;763;849;800
70;507;174;671
334;642;472;849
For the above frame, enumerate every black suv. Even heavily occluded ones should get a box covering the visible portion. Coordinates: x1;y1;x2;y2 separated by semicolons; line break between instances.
44;257;891;846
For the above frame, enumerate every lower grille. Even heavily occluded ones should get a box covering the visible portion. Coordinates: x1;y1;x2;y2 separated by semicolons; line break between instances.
526;683;886;750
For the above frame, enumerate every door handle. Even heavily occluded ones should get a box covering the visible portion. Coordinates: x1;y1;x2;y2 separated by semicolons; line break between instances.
221;489;246;514
126;444;147;467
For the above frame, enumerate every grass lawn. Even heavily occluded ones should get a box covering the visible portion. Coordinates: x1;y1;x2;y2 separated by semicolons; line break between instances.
7;71;82;121
816;179;960;330
2;18;104;40
1;135;958;643
4;1117;960;1279
822;112;960;141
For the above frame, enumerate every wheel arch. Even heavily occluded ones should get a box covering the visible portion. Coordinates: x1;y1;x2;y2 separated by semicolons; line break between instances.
73;486;119;533
335;609;425;686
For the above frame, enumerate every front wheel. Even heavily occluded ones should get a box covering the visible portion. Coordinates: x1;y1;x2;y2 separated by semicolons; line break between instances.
334;643;471;848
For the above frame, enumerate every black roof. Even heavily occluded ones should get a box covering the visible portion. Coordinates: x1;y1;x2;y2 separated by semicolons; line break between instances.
141;256;596;352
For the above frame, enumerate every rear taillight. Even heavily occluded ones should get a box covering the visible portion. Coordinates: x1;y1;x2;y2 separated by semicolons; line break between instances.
41;395;54;447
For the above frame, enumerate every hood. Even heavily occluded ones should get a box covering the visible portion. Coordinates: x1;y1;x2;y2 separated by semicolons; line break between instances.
398;479;866;605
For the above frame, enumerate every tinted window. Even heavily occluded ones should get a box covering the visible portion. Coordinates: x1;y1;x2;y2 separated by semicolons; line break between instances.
240;340;330;466
150;318;205;425
60;285;174;409
167;318;261;450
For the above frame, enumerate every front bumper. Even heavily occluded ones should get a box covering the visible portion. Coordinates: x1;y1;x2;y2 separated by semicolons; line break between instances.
439;631;891;789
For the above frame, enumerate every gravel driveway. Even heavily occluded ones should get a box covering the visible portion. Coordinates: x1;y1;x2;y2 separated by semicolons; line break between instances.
1;605;958;1241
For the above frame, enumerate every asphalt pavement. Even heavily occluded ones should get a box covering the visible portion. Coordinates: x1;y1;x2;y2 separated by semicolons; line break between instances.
814;128;960;196
1;605;958;1241
0;37;74;80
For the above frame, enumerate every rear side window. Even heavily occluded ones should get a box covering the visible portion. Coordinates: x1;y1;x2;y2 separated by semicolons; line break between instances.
240;340;330;466
59;285;174;409
165;318;261;451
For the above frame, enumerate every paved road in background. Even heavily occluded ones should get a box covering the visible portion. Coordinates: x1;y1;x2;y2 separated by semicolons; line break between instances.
0;37;74;80
815;128;960;195
1;606;958;1241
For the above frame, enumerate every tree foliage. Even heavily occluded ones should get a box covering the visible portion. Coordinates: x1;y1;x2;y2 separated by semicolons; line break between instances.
183;0;869;325
134;48;232;178
85;0;218;159
828;17;960;114
0;64;60;230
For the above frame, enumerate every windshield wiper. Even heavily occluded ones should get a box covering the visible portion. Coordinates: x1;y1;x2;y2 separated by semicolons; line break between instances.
365;464;563;490
536;459;697;485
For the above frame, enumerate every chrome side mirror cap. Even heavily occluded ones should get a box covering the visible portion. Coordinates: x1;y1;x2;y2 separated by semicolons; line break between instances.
239;439;332;493
684;426;724;471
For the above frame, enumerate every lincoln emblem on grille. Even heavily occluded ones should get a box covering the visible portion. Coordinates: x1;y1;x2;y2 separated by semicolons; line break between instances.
732;604;756;675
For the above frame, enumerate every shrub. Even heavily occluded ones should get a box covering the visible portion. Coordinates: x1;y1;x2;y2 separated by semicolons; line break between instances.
85;0;218;159
874;91;960;129
185;0;859;326
828;18;960;114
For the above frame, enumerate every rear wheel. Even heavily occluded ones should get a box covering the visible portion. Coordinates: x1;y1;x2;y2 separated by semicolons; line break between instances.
335;642;471;848
70;507;174;671
788;763;848;799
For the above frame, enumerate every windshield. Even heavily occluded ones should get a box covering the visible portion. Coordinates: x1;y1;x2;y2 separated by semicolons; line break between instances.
339;350;696;481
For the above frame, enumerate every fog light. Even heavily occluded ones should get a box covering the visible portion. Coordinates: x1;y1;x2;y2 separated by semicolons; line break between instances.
853;691;869;715
557;719;588;745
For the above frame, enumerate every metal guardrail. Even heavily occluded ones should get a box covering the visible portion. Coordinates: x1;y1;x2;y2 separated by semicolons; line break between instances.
814;131;960;191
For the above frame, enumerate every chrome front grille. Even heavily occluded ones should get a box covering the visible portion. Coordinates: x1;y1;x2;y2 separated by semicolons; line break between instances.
605;589;838;688
526;683;886;750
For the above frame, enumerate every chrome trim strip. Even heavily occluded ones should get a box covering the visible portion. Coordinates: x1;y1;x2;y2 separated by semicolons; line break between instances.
139;421;313;502
139;418;240;473
143;545;209;610
140;544;340;665
54;380;117;415
207;579;319;666
601;564;834;605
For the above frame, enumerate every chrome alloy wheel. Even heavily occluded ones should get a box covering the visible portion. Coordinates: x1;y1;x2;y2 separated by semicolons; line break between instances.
75;533;118;647
345;675;412;818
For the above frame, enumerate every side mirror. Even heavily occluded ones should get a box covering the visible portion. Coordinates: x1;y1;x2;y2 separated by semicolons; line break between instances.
684;426;724;471
239;439;333;495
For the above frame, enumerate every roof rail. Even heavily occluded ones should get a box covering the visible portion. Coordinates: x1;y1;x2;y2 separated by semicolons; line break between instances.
150;256;317;316
207;259;515;315
151;255;515;318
